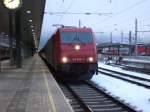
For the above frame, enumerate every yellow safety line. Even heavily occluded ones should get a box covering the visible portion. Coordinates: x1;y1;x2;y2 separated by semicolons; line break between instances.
41;67;57;112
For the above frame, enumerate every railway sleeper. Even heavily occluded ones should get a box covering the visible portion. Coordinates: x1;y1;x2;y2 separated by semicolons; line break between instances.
89;105;123;110
80;96;105;99
92;107;123;112
73;108;84;112
85;101;114;105
75;91;99;94
82;97;108;101
88;103;117;108
73;107;84;112
76;93;102;96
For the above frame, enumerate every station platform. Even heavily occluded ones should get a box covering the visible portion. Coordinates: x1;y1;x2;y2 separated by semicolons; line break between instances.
122;58;150;70
0;54;74;112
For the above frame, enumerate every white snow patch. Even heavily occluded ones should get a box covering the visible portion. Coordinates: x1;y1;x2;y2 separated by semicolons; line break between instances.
91;62;150;112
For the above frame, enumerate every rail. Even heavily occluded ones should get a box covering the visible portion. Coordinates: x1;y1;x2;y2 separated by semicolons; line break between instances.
98;67;150;89
99;67;150;82
122;65;150;74
59;81;136;112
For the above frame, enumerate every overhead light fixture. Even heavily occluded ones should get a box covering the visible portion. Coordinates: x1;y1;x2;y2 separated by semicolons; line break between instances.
29;19;32;22
1;32;5;35
26;10;31;14
30;25;34;28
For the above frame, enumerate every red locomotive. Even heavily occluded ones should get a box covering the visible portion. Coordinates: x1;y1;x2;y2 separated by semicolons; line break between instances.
40;26;98;80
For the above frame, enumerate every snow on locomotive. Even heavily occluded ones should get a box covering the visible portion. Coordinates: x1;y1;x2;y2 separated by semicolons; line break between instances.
41;27;98;80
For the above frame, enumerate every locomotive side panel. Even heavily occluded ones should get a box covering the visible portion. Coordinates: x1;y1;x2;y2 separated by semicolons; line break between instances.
44;35;56;69
54;30;61;66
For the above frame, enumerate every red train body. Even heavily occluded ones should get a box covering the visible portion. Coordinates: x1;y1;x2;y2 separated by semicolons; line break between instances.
41;27;98;80
138;46;150;55
101;46;150;56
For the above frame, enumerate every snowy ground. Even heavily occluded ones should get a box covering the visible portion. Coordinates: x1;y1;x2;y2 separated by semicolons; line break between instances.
92;62;150;112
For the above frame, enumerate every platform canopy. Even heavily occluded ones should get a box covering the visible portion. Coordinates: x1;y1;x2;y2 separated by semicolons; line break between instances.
0;0;46;50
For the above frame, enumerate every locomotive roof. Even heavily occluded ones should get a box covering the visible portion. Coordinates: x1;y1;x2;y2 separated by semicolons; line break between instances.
58;27;92;32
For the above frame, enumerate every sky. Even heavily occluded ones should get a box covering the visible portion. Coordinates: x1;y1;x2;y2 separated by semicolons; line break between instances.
92;62;150;112
39;0;150;48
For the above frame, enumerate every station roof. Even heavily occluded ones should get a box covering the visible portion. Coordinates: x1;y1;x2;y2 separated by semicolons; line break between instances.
0;0;46;49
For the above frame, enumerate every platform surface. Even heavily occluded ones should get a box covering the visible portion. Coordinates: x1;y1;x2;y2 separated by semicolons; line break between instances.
123;58;150;64
0;54;74;112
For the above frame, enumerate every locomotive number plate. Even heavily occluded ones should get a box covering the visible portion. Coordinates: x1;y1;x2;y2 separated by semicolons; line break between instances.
72;58;85;62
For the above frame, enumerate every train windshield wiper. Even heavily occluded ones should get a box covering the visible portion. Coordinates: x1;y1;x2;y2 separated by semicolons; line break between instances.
71;32;79;43
73;33;83;43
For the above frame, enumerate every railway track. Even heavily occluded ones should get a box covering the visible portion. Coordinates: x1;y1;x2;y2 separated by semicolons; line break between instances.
42;56;138;112
105;63;150;74
98;67;150;89
121;65;150;74
59;81;136;112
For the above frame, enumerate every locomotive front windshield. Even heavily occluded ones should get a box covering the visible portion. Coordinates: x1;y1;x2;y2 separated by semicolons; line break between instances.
60;32;92;43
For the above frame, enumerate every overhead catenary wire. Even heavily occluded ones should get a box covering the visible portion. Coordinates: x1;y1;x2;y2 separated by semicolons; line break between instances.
44;1;150;40
45;12;113;16
96;16;150;37
57;0;75;23
115;0;148;15
96;0;149;29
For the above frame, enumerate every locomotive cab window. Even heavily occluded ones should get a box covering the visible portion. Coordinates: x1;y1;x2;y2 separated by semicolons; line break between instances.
60;32;92;43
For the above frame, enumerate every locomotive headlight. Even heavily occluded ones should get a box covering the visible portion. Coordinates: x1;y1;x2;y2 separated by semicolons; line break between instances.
88;57;94;62
75;45;80;50
62;57;68;63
